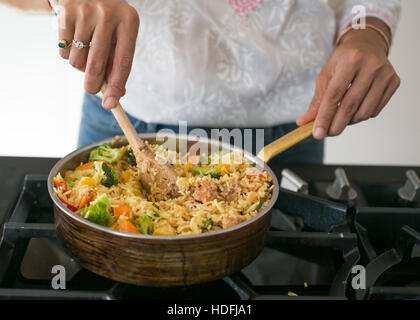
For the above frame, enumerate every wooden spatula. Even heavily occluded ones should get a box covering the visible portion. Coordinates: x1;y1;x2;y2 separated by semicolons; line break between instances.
257;121;315;162
101;85;179;200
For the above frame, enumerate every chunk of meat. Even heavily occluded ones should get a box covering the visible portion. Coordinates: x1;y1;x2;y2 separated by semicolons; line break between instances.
223;183;238;203
221;216;239;229
193;179;218;203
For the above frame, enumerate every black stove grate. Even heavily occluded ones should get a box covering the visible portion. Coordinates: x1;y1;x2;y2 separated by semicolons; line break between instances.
0;174;419;300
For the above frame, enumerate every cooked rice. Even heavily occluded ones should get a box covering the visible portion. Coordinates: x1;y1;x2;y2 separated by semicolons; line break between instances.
54;145;273;236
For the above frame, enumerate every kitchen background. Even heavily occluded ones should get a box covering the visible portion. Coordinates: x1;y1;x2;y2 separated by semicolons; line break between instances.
0;1;419;165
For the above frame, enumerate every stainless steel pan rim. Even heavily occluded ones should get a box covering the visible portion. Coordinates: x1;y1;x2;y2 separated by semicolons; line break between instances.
47;133;279;241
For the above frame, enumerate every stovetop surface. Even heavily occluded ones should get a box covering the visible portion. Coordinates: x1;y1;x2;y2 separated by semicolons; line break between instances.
0;156;420;300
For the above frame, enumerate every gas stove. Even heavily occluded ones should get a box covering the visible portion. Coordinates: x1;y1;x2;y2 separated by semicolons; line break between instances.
0;157;419;300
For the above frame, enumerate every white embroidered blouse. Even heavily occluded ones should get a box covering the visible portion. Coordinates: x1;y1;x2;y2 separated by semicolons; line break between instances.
121;0;401;127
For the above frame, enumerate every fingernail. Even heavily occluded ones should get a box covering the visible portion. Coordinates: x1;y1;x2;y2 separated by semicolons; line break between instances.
103;97;117;109
314;127;325;139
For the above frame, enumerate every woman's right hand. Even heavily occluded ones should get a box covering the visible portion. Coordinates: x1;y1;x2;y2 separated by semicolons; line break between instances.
57;0;140;109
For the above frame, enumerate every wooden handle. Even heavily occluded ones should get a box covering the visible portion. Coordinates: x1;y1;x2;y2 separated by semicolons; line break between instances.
111;104;143;150
100;84;144;164
257;121;314;162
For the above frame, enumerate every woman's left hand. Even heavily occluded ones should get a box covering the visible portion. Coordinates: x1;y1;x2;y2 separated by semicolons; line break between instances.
297;20;401;140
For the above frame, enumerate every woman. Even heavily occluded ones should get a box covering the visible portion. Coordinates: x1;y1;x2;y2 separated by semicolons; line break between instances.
4;0;401;163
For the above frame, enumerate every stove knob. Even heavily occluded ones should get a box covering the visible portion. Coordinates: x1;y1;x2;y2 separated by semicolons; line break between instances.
280;169;308;194
326;168;358;201
398;170;420;202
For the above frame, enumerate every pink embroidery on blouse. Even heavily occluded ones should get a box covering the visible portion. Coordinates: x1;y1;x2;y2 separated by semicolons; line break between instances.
228;0;263;19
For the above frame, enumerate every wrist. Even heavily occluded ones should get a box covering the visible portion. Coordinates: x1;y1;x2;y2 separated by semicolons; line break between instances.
336;17;392;57
341;28;389;54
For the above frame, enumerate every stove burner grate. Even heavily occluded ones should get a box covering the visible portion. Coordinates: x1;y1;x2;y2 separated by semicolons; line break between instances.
0;174;419;300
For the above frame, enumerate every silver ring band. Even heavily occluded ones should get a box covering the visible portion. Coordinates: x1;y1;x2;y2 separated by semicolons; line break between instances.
72;40;91;50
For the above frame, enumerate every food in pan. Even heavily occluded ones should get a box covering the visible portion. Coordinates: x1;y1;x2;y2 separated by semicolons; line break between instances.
53;143;273;236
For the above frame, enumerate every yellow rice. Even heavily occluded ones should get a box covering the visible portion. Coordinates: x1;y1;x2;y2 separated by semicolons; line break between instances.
54;145;273;236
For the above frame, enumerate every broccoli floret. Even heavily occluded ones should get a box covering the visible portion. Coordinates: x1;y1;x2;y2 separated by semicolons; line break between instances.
125;147;137;167
89;144;122;163
101;163;119;188
203;219;213;230
55;173;65;182
192;166;221;179
66;180;75;189
135;216;154;235
209;171;221;179
81;195;114;227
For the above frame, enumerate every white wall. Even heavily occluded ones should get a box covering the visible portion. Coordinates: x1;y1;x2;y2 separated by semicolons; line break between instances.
0;1;419;165
0;6;84;158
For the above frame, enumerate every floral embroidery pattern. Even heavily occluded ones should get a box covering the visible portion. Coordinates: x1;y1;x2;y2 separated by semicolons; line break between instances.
228;0;263;19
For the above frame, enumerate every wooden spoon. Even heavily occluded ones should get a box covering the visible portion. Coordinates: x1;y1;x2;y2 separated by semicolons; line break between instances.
257;121;315;162
101;85;179;200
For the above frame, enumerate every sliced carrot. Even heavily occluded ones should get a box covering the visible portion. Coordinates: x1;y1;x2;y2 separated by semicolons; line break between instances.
118;219;139;234
78;190;96;209
75;162;95;171
113;205;131;219
53;177;61;187
78;194;90;209
121;146;127;155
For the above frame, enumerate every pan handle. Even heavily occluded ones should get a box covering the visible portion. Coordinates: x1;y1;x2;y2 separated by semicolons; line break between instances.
257;121;314;162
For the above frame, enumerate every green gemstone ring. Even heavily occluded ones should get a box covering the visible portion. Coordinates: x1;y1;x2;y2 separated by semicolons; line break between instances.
58;40;71;49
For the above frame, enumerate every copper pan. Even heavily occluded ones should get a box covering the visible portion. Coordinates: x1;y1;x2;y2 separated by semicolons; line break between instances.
47;123;313;287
